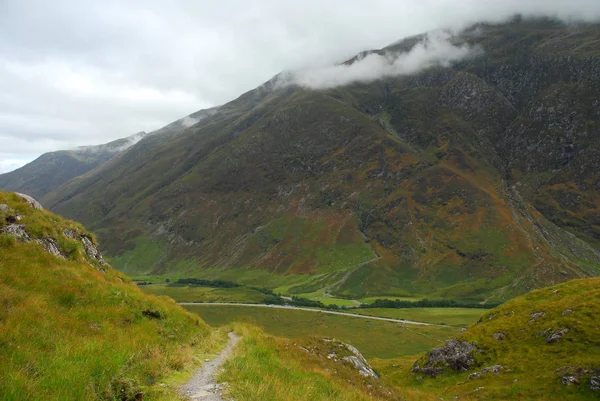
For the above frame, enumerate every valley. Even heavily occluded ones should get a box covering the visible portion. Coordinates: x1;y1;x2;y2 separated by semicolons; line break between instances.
1;13;599;401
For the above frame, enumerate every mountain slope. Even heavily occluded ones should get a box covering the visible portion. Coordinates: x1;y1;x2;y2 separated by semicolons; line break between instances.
374;277;600;400
0;191;216;400
42;18;600;301
0;132;146;199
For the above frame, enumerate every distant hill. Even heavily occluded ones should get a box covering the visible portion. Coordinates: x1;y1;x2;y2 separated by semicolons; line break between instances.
0;190;211;400
0;132;146;199
28;18;600;301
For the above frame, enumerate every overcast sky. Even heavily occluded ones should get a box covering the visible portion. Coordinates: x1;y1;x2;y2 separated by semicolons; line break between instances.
1;0;599;173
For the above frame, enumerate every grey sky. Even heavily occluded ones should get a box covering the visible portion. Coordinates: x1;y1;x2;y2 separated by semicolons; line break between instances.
1;0;599;173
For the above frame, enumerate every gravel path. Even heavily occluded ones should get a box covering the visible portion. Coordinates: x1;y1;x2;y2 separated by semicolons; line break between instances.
181;331;240;401
178;302;436;326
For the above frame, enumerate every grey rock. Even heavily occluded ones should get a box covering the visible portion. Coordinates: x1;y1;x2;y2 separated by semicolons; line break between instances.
15;193;43;210
561;309;574;316
342;356;378;378
35;238;65;259
492;332;506;340
589;376;600;392
528;312;546;323
547;329;568;344
0;204;10;212
468;365;504;379
341;342;378;379
413;339;479;377
81;236;106;266
0;224;30;240
562;375;579;386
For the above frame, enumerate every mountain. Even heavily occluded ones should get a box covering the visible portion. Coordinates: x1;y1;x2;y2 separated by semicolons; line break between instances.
0;131;147;199
41;18;600;301
375;277;600;400
0;190;212;400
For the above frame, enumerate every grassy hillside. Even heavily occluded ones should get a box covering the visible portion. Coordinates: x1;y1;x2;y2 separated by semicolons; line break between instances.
220;325;404;401
0;191;220;400
373;277;600;400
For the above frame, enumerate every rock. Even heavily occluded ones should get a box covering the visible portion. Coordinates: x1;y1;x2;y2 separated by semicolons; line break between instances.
561;309;573;316
35;238;65;259
528;312;546;323
15;193;43;210
412;339;480;377
342;356;378;378
0;224;30;240
81;236;106;265
0;204;10;212
492;332;506;340
590;376;600;392
547;329;568;344
469;365;504;380
562;375;579;386
341;342;378;379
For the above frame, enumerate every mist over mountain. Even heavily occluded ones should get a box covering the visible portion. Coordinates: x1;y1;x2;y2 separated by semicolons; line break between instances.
0;132;147;199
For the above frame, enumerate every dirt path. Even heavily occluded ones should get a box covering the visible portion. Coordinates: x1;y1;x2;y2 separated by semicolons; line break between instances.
181;331;240;401
178;302;436;326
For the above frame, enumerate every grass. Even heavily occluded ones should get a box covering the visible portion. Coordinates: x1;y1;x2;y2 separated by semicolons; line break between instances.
0;191;221;400
351;308;485;327
221;325;403;401
373;278;600;400
184;305;461;359
140;284;266;303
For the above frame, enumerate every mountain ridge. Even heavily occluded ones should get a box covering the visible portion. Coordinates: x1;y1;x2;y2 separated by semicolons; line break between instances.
23;18;600;301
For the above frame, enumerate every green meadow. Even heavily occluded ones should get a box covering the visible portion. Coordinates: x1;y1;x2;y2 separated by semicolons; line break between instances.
184;305;461;359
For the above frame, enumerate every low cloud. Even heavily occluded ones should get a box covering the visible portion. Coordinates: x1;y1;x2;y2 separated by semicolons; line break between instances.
180;116;199;128
280;31;478;90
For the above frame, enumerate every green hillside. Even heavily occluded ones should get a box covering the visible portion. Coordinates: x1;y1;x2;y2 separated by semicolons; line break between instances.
38;18;600;301
0;191;218;400
374;277;600;400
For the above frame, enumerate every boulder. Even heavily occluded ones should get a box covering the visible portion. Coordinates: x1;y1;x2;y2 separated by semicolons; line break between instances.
15;193;43;210
590;376;600;392
412;339;480;377
561;309;574;316
0;204;10;212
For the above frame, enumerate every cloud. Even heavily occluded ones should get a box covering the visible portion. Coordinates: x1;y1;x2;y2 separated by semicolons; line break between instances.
0;0;599;173
282;31;478;89
180;116;200;128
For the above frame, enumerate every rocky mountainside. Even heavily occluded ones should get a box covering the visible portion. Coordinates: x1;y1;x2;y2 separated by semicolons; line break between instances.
0;131;147;199
40;18;600;301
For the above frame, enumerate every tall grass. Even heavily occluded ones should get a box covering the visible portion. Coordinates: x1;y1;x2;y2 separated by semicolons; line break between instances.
0;192;219;400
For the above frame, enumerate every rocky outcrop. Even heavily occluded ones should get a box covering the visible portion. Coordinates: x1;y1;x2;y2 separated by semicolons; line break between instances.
412;339;480;377
64;229;106;266
317;339;378;379
15;193;43;210
340;343;378;379
1;194;106;271
590;376;600;392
